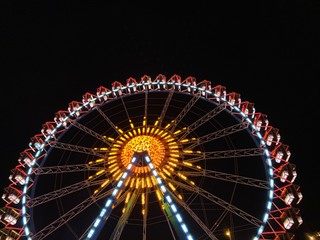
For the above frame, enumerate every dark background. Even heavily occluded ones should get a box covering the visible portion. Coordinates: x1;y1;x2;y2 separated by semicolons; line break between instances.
1;1;319;239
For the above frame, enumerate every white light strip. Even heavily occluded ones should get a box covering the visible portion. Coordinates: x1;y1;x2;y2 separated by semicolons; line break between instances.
144;155;194;240
85;156;137;239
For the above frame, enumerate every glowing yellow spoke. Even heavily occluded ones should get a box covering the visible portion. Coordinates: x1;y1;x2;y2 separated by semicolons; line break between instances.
177;173;187;180
101;179;110;188
169;145;179;149
93;179;111;195
135;178;140;189
168;157;178;162
168;182;176;191
165;165;175;172
125;192;131;203
166;137;175;143
156;189;162;200
163;168;171;176
115;126;123;134
109;165;119;173
159;172;167;180
151;176;157;186
141;178;145;188
107;159;116;164
146;177;151;188
96;170;105;176
161;132;168;138
93;147;109;151
114;172;122;181
165;120;175;129
173;130;181;135
130;178;135;188
124;177;131;187
157;129;164;136
143;116;147;126
88;158;105;165
182;161;193;167
168;162;177;167
129;119;134;129
141;193;145;205
108;155;117;161
123;134;130;139
183;149;193;154
112;169;121;177
169;148;179;152
154;118;159;127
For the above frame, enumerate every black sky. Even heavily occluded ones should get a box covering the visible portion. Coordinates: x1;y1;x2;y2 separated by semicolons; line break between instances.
1;1;319;239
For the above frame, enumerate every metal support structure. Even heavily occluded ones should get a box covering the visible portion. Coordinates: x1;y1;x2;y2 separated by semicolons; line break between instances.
169;95;200;132
186;122;249;149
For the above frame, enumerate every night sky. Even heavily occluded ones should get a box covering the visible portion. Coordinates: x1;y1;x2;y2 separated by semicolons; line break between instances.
1;1;319;239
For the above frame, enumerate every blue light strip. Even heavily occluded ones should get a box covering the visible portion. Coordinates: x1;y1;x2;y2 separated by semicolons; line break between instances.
85;152;194;240
85;156;137;239
144;155;194;240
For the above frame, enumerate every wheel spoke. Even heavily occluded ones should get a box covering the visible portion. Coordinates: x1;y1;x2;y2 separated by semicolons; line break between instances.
180;165;270;189
178;105;225;140
169;94;200;132
27;176;106;208
33;163;103;175
95;106;122;135
183;147;264;162
48;140;106;158
32;189;113;240
168;189;219;240
168;178;262;227
158;89;174;128
185;122;250;150
70;120;113;146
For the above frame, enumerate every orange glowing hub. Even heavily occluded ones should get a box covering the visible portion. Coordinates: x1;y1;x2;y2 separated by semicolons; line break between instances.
121;135;165;172
92;123;196;191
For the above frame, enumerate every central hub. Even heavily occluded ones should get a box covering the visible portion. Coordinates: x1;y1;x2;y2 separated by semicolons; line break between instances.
121;135;165;173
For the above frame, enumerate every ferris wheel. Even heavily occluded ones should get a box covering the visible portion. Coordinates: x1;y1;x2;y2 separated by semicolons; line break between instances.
0;74;303;240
